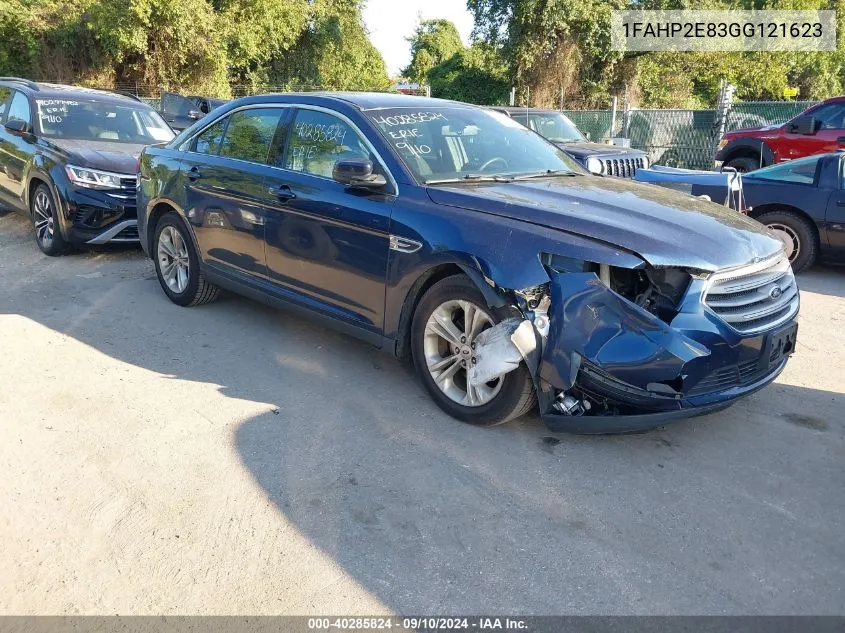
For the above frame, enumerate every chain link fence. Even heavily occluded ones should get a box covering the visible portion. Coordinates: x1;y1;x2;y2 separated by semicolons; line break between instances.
563;100;818;170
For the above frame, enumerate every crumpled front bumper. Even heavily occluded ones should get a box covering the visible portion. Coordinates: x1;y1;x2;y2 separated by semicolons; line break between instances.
523;272;796;434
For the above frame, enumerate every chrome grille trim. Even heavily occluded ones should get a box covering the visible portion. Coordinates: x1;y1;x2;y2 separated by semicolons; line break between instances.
704;254;799;334
601;156;645;178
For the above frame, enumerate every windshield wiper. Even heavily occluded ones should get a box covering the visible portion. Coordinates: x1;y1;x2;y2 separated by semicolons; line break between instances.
513;169;579;180
426;173;515;185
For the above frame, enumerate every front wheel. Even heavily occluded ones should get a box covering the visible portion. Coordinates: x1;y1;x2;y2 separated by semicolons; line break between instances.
724;156;762;173
153;212;220;306
31;184;67;256
411;275;536;426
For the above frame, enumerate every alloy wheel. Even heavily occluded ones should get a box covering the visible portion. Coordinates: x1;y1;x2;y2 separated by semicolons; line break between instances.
422;299;503;407
33;190;54;248
157;225;190;294
767;222;800;263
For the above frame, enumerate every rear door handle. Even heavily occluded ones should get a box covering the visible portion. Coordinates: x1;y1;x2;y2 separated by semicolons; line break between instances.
270;184;296;201
187;166;203;181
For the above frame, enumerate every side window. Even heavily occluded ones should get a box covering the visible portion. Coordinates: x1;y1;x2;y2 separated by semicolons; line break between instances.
219;108;284;164
285;109;373;179
0;87;11;123
808;103;845;130
194;117;228;155
6;91;30;126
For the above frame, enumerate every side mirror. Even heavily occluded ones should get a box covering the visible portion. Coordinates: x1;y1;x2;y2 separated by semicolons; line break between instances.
791;116;819;135
4;119;31;136
332;158;386;188
188;110;204;121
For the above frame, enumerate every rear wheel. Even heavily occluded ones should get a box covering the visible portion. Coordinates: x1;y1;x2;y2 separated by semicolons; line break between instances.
411;275;536;426
755;210;817;273
154;212;220;306
724;156;763;173
31;184;66;256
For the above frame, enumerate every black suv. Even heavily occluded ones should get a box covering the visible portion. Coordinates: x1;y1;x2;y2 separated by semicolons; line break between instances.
0;77;175;255
490;107;649;178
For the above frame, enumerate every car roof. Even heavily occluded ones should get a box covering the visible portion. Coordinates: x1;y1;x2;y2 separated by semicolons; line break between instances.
230;91;469;112
0;78;150;107
490;106;560;114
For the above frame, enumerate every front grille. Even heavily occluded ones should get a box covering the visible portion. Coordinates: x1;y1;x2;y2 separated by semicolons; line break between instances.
602;156;646;178
105;176;137;202
704;254;799;334
687;358;769;396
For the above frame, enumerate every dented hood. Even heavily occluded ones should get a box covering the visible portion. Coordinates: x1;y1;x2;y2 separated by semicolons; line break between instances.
426;176;782;272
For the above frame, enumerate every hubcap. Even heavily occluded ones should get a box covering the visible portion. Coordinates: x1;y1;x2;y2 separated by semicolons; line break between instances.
767;222;800;263
33;191;54;247
157;226;190;294
423;299;503;407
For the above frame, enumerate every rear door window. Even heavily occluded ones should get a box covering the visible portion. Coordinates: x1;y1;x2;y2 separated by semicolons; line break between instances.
218;108;285;164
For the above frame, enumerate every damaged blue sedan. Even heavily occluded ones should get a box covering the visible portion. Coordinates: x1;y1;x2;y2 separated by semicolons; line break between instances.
137;93;799;433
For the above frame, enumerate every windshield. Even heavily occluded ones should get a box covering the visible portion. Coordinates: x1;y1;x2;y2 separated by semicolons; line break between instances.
367;107;581;183
744;154;821;185
36;99;175;143
512;111;585;143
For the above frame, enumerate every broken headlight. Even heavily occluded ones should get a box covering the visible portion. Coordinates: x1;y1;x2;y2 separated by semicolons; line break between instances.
541;253;691;323
607;266;691;323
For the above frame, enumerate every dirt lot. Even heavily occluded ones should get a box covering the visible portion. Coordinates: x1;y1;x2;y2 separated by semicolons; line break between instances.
1;207;843;615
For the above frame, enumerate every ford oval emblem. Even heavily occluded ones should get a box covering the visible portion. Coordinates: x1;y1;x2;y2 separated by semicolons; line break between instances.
770;286;783;300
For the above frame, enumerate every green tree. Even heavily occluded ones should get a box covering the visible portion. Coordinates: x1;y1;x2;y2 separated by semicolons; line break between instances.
219;0;310;85
280;0;391;91
86;0;230;94
403;19;465;83
0;0;39;76
428;42;510;104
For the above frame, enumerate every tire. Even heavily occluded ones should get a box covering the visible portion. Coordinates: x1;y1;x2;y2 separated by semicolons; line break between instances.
755;210;818;273
153;212;220;306
31;183;67;256
724;156;763;173
411;275;536;426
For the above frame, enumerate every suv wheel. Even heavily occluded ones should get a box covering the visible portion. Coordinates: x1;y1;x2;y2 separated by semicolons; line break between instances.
154;212;220;306
411;275;536;426
755;210;818;273
31;184;66;256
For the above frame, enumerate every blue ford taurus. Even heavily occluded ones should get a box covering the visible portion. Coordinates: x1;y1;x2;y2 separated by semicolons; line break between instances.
137;93;799;433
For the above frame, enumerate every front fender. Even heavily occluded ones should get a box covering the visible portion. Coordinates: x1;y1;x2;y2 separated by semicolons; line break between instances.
716;138;775;166
384;189;646;339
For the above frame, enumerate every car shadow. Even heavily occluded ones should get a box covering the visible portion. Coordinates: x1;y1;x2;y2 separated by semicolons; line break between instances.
796;264;845;298
1;211;843;613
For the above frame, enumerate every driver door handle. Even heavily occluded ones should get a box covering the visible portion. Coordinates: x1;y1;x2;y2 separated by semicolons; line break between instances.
270;184;297;201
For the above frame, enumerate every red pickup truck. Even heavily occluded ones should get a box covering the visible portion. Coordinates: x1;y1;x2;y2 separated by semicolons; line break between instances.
715;96;845;172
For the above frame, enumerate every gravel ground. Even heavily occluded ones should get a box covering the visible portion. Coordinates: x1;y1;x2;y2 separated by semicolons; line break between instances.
1;208;843;615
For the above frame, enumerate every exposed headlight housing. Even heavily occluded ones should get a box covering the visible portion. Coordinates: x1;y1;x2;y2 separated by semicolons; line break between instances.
717;138;729;151
641;155;649;169
65;165;126;190
585;156;605;175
